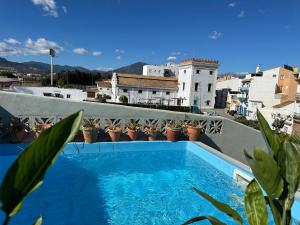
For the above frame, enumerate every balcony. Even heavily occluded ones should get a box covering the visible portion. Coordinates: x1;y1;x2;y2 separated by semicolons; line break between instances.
294;112;300;120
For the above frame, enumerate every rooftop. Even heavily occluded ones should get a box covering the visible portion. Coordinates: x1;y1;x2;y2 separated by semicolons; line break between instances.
115;73;178;89
180;58;219;65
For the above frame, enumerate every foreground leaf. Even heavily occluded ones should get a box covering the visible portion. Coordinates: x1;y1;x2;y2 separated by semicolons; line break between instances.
244;148;283;198
193;187;243;225
33;216;43;225
278;141;300;196
244;180;268;225
183;215;226;225
0;111;83;217
257;110;284;158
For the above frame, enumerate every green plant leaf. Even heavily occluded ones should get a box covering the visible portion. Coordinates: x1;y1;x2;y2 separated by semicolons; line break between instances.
182;215;226;225
0;111;83;217
257;111;284;158
244;180;268;225
193;187;243;225
32;216;43;225
244;148;283;198
277;141;300;196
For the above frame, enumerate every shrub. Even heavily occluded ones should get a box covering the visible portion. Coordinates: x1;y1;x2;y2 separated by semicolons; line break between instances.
119;95;128;104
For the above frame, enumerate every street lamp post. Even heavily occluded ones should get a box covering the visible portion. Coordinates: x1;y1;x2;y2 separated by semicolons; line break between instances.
49;48;56;86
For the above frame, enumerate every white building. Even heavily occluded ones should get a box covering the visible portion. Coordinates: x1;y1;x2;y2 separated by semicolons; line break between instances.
143;63;178;77
96;81;112;96
9;86;87;101
110;73;178;105
177;59;219;109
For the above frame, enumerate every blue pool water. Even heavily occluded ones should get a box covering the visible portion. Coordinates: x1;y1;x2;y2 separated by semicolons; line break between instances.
0;142;291;225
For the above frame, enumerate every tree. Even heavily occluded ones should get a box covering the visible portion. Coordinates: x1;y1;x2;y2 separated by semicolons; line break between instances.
119;95;128;104
272;118;286;133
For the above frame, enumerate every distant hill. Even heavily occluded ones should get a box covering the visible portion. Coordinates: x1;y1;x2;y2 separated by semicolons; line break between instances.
0;57;147;75
113;62;147;74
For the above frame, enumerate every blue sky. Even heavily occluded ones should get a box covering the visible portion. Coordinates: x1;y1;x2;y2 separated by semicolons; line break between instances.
0;0;299;73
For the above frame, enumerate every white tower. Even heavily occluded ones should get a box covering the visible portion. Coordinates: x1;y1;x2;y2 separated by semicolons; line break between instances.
256;64;261;73
177;58;219;110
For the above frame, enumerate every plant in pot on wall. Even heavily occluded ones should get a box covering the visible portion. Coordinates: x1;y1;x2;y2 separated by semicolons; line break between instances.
9;117;26;143
145;124;160;141
165;121;182;142
126;119;140;141
34;123;53;138
185;121;204;141
82;119;99;143
108;125;122;142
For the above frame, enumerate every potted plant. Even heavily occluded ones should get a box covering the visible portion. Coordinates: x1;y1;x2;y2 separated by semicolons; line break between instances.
186;121;204;141
165;121;181;142
9;117;26;143
126;119;140;141
82;119;99;143
145;124;160;141
34;123;53;138
108;125;122;142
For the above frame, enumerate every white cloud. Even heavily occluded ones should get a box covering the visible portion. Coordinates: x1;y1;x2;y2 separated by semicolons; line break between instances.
62;5;67;14
167;56;177;61
209;31;222;40
95;66;113;71
4;38;21;45
239;10;245;17
32;0;58;17
25;38;64;55
92;51;102;56
73;48;88;55
0;42;22;56
228;2;236;8
115;48;125;59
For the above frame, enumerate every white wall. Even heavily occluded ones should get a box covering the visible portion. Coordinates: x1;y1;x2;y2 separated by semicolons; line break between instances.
177;63;218;109
143;63;178;77
216;78;242;92
247;68;281;119
10;86;87;101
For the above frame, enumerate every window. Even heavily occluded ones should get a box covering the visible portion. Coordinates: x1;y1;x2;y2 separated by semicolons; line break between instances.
208;83;212;92
209;70;214;75
206;100;210;106
194;82;199;91
184;70;186;74
67;94;71;99
99;88;102;90
182;82;185;91
152;90;157;94
193;100;197;105
138;90;143;94
196;70;200;74
166;91;170;95
123;89;128;93
43;93;52;97
107;88;109;90
273;74;277;77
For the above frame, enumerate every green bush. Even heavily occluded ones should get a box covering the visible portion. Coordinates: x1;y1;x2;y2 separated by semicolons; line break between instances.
119;95;128;104
234;116;260;130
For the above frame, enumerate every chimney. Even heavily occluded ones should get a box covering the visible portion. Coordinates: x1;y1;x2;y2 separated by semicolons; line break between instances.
256;64;261;73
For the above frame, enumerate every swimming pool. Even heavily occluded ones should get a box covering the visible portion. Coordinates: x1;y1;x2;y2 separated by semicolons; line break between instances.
0;142;299;225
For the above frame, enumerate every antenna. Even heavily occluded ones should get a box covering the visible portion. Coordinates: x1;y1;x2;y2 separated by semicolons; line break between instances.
49;48;56;86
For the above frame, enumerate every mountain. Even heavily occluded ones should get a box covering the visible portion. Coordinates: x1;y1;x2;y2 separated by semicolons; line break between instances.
0;57;91;74
0;57;147;75
113;62;147;74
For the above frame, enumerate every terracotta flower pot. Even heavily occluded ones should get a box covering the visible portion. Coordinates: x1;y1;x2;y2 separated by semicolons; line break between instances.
83;127;97;143
127;129;139;141
166;127;181;142
10;125;25;143
147;130;159;141
35;124;52;138
187;126;203;141
108;127;121;142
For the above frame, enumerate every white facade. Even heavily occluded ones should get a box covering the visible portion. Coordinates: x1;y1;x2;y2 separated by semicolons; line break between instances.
111;73;177;105
177;60;218;109
10;86;87;101
247;67;281;119
143;63;178;77
216;78;242;92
